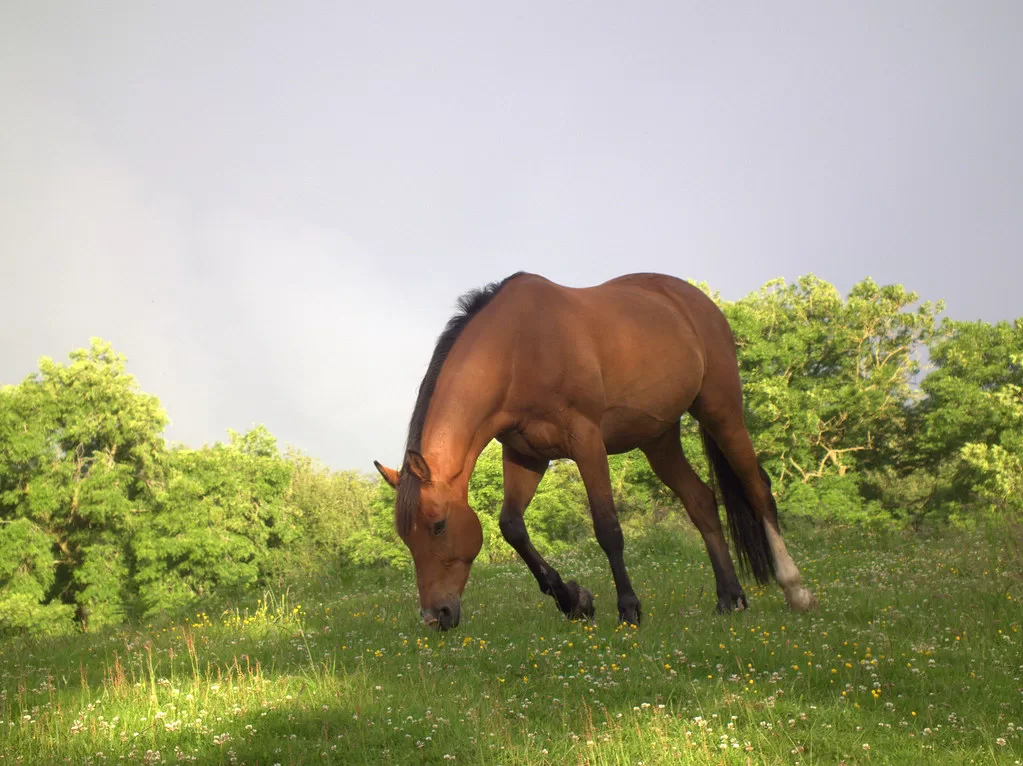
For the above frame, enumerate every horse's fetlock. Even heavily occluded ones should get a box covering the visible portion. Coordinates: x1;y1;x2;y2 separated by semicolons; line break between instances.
539;576;560;596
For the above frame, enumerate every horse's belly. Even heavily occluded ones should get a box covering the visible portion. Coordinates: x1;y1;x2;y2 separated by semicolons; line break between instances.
599;406;675;454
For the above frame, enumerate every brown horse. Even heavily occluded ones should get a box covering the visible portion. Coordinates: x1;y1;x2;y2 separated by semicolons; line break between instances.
374;272;816;630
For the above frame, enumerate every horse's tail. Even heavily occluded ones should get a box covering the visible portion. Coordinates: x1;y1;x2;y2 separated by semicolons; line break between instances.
700;427;775;585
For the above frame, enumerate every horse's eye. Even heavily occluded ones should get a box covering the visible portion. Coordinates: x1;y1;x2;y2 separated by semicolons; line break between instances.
432;519;447;536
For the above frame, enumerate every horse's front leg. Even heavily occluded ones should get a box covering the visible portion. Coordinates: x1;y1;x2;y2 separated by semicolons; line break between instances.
571;421;641;626
499;446;595;620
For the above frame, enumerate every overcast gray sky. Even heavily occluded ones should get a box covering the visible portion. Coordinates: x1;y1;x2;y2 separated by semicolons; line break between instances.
1;2;1021;471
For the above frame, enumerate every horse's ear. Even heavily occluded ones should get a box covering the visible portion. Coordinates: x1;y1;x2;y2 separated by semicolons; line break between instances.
405;450;432;483
373;460;400;489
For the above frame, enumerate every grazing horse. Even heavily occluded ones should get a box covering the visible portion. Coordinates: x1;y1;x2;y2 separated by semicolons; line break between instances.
374;272;816;630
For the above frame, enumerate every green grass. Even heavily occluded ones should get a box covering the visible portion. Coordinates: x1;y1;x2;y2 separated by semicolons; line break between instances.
2;520;1021;765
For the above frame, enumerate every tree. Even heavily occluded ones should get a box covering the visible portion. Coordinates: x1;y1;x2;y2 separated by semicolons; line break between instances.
131;427;299;617
722;276;943;518
911;320;1023;521
0;518;75;635
0;339;167;632
283;449;377;573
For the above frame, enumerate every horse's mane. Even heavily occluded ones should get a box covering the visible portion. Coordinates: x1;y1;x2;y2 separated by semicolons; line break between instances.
395;272;524;535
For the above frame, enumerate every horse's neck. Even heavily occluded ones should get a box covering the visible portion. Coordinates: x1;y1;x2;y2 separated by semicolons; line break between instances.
420;420;493;489
420;397;507;489
420;336;513;486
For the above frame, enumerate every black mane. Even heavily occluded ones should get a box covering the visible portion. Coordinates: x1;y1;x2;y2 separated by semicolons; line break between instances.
395;272;524;535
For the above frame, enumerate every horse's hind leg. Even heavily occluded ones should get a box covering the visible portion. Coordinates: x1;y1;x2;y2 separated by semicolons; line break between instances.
692;389;817;612
499;445;594;620
641;424;748;612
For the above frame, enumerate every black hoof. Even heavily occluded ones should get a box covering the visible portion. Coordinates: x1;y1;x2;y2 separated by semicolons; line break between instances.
561;581;595;620
617;596;642;626
716;592;749;613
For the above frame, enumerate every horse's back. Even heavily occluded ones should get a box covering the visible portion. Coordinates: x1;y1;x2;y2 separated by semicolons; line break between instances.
491;273;725;447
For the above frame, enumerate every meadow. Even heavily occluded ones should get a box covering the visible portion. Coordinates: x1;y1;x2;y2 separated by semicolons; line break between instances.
1;519;1020;765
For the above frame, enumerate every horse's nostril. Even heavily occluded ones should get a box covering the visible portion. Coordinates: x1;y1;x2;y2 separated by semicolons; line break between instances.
436;605;453;630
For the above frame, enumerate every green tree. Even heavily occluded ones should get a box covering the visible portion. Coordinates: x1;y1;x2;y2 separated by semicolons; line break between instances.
0;339;167;633
917;320;1023;461
722;276;942;518
0;518;75;635
342;481;411;568
607;450;680;520
283;450;377;574
131;426;299;617
960;382;1023;517
909;320;1023;522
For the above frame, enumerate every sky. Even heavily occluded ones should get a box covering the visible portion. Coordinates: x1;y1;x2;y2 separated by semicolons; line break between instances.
1;2;1021;471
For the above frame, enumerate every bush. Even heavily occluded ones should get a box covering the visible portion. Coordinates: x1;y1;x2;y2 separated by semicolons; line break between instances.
132;428;299;618
280;451;377;574
342;481;411;568
339;442;593;569
780;473;884;525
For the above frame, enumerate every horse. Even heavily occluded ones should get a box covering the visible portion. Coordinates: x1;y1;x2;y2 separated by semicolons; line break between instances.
374;272;817;630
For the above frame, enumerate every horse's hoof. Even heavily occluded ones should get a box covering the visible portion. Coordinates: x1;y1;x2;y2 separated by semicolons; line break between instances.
617;596;641;627
564;581;595;620
574;586;595;620
716;592;749;613
787;588;817;612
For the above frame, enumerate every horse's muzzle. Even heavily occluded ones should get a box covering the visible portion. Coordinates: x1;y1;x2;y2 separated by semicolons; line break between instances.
421;601;460;631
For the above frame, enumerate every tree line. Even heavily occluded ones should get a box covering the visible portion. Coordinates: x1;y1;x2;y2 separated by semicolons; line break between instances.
1;275;1020;636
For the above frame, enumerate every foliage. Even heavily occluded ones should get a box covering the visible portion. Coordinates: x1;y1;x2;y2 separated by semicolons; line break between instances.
722;276;943;499
339;441;593;567
132;427;299;618
958;380;1023;518
341;481;412;569
0;339;167;633
916;321;1023;461
0;518;76;635
780;473;888;525
900;321;1023;524
277;450;376;574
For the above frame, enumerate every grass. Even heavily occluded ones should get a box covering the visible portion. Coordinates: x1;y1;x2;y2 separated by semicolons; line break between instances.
1;519;1021;765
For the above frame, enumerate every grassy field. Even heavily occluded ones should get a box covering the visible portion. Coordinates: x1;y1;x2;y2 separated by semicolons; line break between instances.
1;520;1021;765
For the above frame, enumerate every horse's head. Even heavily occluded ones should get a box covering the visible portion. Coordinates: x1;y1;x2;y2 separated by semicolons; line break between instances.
374;452;482;630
